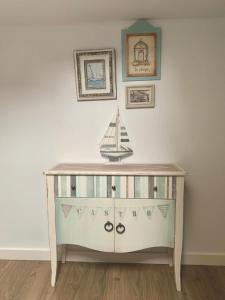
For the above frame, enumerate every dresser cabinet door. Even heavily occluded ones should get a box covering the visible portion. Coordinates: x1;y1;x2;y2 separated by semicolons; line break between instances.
55;198;114;252
114;199;175;253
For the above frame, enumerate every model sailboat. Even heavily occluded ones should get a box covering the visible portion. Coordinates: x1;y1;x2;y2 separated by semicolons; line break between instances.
100;109;133;161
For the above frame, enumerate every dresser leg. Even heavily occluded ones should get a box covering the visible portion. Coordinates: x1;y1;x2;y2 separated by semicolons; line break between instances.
61;245;66;264
168;248;173;267
174;176;184;292
174;251;181;291
46;175;58;287
51;256;57;287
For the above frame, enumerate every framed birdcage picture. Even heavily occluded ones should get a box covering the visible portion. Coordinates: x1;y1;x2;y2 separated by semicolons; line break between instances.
121;20;161;81
74;48;117;101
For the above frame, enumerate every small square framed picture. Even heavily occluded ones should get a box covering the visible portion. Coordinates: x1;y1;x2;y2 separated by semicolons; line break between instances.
73;48;117;101
126;85;155;109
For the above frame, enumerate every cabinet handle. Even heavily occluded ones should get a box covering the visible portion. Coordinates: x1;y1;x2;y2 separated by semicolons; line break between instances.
112;185;116;191
71;185;76;191
116;223;125;234
104;221;114;232
153;186;158;192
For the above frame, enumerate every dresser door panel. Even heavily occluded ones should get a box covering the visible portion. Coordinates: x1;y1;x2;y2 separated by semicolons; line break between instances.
130;176;176;199
112;176;127;198
114;198;175;253
55;198;114;252
55;175;73;197
134;176;149;198
55;176;108;198
95;176;108;197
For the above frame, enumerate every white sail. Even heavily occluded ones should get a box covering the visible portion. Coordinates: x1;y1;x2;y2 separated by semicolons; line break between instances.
100;109;133;161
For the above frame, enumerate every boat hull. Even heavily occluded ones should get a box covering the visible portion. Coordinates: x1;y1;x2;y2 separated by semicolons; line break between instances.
100;150;133;161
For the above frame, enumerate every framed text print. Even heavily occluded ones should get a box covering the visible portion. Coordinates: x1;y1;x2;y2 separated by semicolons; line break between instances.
74;48;117;101
122;20;161;81
126;85;155;109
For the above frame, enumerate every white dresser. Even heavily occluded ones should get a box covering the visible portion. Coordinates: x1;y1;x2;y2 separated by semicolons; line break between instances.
44;163;185;291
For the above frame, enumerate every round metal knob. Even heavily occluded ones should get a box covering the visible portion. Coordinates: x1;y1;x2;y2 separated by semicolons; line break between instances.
104;221;114;232
116;223;125;234
153;186;158;192
112;185;116;191
71;185;76;191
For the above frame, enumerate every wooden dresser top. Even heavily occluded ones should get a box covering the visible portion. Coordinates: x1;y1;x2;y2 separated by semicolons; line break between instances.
44;163;186;176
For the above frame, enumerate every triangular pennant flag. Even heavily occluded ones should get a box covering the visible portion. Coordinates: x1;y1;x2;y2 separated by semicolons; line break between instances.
129;207;140;219
61;204;72;218
89;207;99;218
102;207;112;217
143;206;155;219
74;206;86;218
158;204;169;218
116;207;127;221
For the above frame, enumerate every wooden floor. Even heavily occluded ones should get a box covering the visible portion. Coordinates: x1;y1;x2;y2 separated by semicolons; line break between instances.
0;261;224;300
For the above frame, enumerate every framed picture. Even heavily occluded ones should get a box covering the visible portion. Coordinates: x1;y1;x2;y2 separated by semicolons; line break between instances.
121;20;161;81
126;85;155;109
74;48;117;101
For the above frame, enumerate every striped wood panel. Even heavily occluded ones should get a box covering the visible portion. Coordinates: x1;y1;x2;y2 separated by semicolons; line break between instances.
55;175;176;199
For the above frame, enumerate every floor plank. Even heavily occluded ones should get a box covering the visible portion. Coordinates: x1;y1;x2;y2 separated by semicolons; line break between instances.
0;261;224;300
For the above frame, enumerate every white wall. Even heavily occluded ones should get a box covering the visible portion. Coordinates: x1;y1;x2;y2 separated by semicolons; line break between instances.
0;19;225;256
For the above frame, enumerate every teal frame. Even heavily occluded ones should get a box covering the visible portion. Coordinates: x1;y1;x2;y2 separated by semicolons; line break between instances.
121;20;161;81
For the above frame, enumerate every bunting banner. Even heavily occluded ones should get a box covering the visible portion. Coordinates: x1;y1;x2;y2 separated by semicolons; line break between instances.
102;207;112;218
143;206;155;219
116;207;127;221
129;207;140;219
88;207;99;219
60;203;171;220
157;204;169;218
61;204;72;218
74;206;86;218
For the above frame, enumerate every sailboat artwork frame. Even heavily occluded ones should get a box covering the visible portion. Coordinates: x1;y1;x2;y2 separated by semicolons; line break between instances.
74;48;117;101
100;109;133;162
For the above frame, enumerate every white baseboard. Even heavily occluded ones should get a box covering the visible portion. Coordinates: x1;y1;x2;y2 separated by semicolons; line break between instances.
0;247;225;266
0;247;50;261
182;252;225;266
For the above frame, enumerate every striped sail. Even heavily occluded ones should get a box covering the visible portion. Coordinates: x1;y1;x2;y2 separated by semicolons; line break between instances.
100;109;133;161
119;118;132;152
